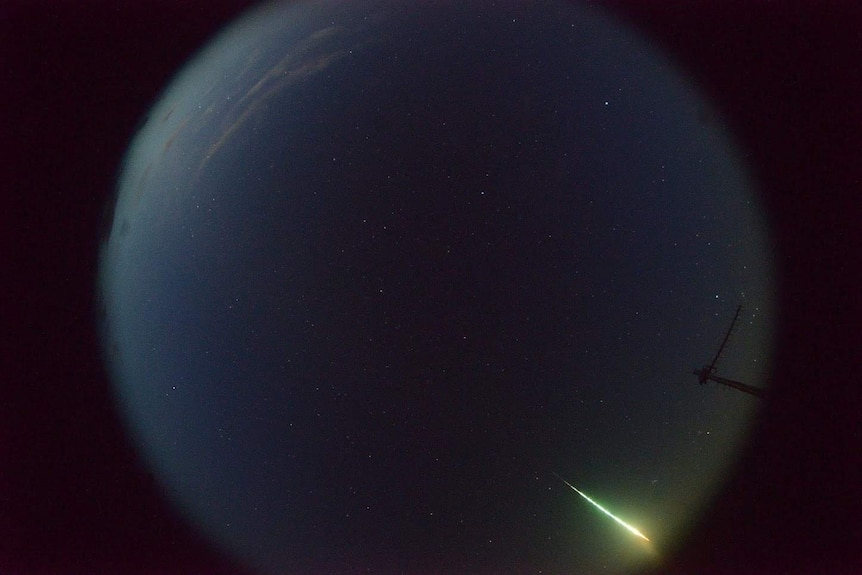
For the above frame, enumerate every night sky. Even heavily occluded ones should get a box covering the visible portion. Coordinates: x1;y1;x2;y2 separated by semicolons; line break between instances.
3;2;862;575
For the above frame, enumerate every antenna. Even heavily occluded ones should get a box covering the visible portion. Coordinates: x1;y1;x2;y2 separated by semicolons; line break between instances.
693;304;764;399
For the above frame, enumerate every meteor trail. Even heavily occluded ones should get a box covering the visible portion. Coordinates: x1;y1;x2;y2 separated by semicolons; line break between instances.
553;472;650;542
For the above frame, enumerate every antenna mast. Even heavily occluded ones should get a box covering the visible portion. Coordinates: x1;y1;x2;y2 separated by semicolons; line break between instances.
693;305;764;399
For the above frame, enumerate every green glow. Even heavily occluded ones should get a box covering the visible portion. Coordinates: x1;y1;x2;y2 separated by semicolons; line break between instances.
554;472;650;542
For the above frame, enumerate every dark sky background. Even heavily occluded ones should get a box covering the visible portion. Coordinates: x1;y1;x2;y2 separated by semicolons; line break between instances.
2;1;861;575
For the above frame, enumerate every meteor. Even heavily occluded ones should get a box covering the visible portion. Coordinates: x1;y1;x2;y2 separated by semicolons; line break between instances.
553;472;650;542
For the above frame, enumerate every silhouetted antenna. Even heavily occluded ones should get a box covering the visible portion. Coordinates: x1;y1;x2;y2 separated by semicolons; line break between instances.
693;304;764;399
699;304;741;383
